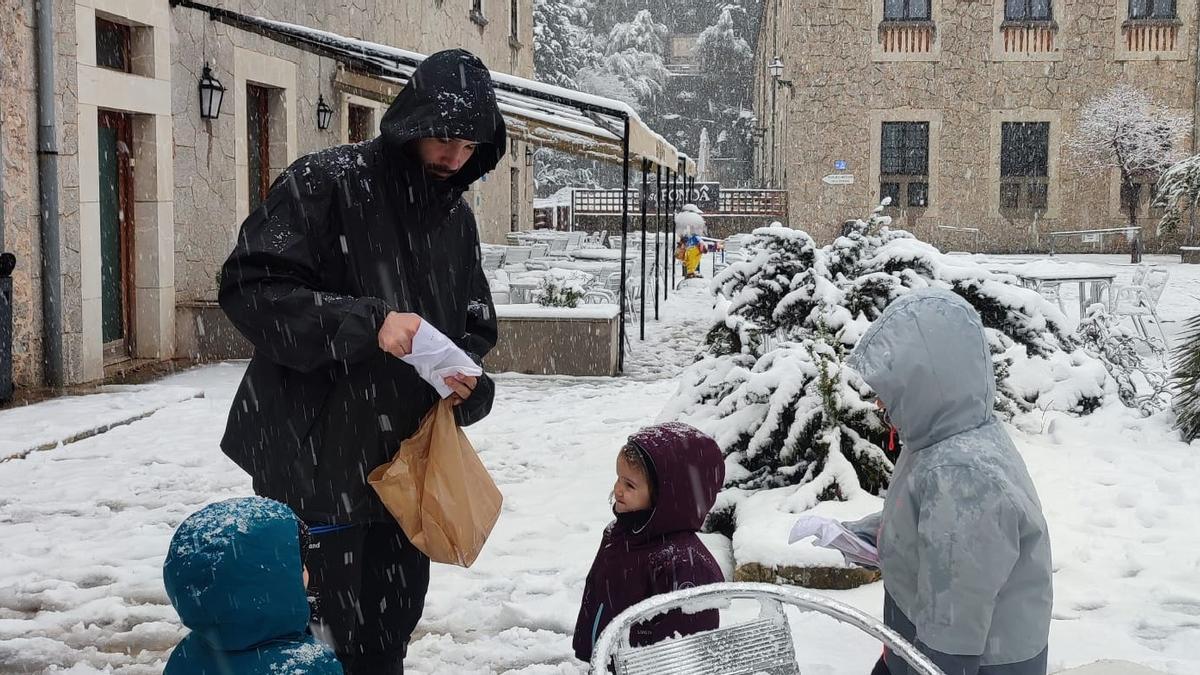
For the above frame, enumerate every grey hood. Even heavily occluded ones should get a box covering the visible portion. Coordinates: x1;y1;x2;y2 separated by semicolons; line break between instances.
848;289;995;452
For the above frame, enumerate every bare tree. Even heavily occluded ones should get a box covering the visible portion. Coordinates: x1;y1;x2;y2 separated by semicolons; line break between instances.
1067;84;1190;262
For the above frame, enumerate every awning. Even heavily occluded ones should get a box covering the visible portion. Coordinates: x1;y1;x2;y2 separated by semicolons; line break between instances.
169;0;685;173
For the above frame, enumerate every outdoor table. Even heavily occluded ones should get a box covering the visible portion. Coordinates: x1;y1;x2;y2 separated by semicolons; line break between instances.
1014;268;1117;318
507;278;543;304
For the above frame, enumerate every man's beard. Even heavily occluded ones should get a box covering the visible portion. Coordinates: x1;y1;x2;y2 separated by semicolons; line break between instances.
425;164;457;180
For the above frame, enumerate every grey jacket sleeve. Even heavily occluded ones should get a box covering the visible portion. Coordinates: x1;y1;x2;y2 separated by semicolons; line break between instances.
842;512;883;548
914;465;1021;660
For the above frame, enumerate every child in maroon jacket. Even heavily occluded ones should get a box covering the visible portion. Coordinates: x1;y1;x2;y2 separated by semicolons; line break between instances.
572;422;727;664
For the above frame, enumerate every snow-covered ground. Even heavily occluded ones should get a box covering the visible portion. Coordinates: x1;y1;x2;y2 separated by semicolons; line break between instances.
0;254;1198;674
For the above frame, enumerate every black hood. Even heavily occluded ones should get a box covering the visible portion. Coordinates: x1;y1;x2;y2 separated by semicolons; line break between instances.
380;49;507;188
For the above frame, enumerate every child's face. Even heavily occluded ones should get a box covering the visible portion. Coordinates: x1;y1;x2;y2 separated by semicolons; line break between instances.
614;453;653;513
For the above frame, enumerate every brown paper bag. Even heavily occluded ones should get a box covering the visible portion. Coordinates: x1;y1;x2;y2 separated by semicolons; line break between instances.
368;399;503;567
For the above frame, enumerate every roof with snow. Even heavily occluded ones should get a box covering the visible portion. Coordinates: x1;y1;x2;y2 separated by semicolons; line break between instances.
170;0;693;174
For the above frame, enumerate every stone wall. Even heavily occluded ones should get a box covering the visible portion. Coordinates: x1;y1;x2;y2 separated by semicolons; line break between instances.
487;309;620;377
756;0;1199;252
0;0;40;389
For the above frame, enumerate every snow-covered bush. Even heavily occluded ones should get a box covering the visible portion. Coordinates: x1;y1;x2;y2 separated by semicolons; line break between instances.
665;205;1108;507
535;270;590;308
1076;305;1171;417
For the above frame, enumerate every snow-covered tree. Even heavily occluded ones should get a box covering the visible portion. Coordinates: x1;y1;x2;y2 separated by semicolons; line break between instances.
580;10;671;112
532;0;595;88
1172;314;1200;442
694;7;752;77
1153;153;1200;242
607;9;669;54
1067;85;1190;261
597;48;670;105
532;148;600;197
667;207;1108;505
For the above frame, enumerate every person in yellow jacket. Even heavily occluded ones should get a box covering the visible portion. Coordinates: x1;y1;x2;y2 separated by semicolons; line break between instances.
675;233;706;278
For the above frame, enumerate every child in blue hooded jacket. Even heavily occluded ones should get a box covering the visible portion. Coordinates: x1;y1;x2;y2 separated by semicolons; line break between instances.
162;496;342;675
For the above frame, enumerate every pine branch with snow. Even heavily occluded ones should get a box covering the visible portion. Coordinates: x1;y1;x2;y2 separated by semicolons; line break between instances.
1172;313;1200;442
1154;154;1200;238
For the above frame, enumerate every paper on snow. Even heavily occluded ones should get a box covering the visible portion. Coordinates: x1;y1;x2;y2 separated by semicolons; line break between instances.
400;321;484;399
788;515;880;568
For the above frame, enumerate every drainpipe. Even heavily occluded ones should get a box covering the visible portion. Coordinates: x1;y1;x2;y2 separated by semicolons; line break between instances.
36;0;64;388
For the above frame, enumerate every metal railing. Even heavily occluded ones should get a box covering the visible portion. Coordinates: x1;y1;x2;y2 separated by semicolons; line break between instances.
572;189;787;217
1046;226;1141;255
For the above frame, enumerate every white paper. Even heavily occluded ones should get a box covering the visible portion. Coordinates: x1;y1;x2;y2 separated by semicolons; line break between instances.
400;320;484;399
788;515;880;568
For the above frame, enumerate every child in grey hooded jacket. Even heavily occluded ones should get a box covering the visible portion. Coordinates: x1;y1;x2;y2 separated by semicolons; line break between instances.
845;289;1052;675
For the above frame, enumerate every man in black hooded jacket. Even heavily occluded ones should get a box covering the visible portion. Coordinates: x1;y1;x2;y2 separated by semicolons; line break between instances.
218;49;504;674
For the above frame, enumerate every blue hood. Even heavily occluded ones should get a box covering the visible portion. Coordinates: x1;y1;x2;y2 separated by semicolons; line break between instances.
163;497;310;652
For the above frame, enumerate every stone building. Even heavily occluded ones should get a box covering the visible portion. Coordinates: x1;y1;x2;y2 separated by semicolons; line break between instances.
0;0;535;390
752;0;1199;251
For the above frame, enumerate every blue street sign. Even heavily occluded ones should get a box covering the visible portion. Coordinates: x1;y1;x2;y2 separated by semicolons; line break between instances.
835;160;848;171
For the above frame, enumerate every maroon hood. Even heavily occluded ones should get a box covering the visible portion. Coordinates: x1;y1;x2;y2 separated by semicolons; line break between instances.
627;422;725;537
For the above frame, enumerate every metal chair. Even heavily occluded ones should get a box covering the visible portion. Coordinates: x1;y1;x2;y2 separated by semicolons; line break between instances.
503;246;533;265
592;582;943;675
1111;265;1170;346
582;289;616;304
481;248;505;273
530;243;551;259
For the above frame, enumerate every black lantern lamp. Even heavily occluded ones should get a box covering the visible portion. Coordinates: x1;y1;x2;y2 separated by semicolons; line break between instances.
768;56;784;79
316;94;334;131
525;145;534;168
198;62;226;120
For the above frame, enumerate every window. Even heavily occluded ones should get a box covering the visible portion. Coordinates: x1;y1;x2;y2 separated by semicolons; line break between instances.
247;85;272;212
1000;122;1050;211
348;104;374;144
1129;0;1176;20
880;122;930;208
1005;0;1052;22
96;18;131;73
884;0;931;21
510;0;519;39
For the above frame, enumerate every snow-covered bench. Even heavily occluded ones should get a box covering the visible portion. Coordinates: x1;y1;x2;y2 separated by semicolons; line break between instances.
591;582;942;675
1181;246;1200;264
